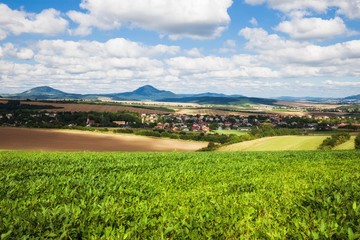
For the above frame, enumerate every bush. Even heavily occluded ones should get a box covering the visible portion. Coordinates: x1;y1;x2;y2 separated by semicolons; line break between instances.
318;133;350;150
114;128;134;134
355;134;360;149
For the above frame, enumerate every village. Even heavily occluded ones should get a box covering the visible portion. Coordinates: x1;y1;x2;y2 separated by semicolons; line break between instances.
2;108;359;132
143;113;360;132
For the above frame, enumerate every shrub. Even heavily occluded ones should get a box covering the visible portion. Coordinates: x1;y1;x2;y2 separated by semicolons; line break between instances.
355;134;360;149
318;133;350;150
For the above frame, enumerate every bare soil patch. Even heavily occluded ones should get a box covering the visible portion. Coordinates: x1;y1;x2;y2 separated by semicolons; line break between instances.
0;128;207;152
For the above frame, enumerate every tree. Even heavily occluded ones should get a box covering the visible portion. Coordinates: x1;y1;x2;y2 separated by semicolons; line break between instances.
209;122;218;130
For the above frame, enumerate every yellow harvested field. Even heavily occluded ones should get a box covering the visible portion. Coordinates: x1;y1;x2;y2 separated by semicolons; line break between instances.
333;136;356;150
218;135;329;151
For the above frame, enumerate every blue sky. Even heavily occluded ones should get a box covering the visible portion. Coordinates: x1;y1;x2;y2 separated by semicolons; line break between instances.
0;0;360;98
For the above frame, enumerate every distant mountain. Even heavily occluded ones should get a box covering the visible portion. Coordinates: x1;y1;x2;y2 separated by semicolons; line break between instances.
112;85;180;101
161;96;277;106
4;85;181;101
344;94;360;100
22;86;65;95
180;92;244;98
6;86;84;100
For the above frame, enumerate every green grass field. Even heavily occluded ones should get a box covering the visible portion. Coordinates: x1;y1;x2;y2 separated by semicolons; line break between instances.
219;135;336;151
1;151;360;239
215;130;248;135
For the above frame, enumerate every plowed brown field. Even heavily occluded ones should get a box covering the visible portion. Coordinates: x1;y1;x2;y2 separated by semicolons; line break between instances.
0;128;207;152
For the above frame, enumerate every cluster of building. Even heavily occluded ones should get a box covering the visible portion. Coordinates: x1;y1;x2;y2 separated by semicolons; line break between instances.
1;111;359;131
140;113;360;132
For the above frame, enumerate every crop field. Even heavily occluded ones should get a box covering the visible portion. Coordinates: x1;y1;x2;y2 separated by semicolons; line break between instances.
174;108;253;116
1;100;168;114
1;151;359;239
218;135;331;151
0;128;206;152
215;130;248;135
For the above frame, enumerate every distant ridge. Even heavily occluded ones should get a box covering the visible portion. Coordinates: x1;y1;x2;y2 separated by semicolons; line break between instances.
180;92;244;98
344;94;360;101
5;85;357;105
6;86;83;100
4;85;181;101
22;86;66;95
111;85;181;101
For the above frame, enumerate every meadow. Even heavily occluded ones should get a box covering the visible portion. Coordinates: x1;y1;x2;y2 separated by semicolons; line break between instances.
218;135;336;151
333;136;356;150
1;150;359;239
215;129;248;135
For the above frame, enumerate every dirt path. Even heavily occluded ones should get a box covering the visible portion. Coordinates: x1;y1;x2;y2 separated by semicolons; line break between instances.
0;128;207;152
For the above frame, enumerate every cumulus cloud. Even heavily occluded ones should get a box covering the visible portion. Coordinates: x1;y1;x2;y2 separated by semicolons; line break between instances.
0;38;181;93
244;0;360;19
323;80;360;87
2;27;360;95
239;27;307;51
0;4;68;39
218;40;237;53
0;43;34;60
239;27;360;77
36;38;180;59
275;17;357;40
249;17;258;26
33;38;180;77
166;55;279;80
184;48;203;57
68;0;233;39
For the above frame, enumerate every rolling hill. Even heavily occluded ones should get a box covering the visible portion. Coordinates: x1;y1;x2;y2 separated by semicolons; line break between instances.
111;85;180;101
218;136;330;151
344;94;360;101
5;86;85;100
4;85;180;101
3;85;278;106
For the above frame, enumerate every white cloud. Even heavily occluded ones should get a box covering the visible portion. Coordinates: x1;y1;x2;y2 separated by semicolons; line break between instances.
166;55;279;79
323;80;360;87
250;17;258;26
0;38;179;93
0;43;34;60
275;17;357;40
224;40;237;48
335;0;360;19
218;40;237;53
239;27;307;51
68;0;233;39
36;38;180;59
244;0;360;19
0;4;68;39
295;80;315;87
239;27;360;77
184;48;203;57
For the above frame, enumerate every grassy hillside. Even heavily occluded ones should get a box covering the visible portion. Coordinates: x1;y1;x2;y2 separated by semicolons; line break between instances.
333;136;356;150
215;130;248;135
218;135;330;151
1;151;360;239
